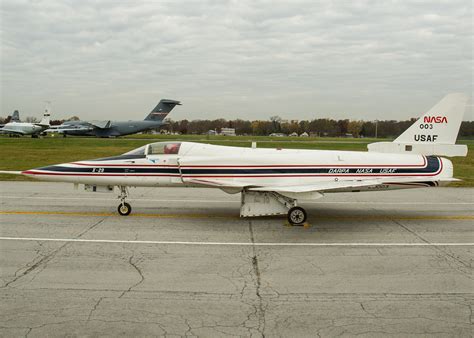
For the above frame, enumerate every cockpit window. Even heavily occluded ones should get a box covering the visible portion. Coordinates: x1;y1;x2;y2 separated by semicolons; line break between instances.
122;145;146;156
147;142;181;155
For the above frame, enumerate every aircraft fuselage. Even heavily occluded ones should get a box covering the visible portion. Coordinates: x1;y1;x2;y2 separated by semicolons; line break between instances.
57;120;165;137
22;142;452;192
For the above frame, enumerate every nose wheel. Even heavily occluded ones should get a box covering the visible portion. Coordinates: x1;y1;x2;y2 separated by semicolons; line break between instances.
287;206;307;226
117;186;132;216
118;202;132;216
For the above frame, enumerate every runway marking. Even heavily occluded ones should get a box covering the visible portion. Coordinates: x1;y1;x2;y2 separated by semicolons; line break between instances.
2;195;473;205
0;210;234;219
0;210;473;221
0;236;472;247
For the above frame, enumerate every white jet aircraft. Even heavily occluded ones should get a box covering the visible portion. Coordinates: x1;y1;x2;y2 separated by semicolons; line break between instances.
17;93;469;225
0;109;51;137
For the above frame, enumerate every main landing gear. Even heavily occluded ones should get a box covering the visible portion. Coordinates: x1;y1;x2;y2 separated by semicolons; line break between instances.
287;206;307;226
117;186;131;216
240;190;308;226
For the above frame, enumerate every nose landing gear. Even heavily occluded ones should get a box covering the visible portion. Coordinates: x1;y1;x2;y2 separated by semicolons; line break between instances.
118;202;132;216
117;186;132;216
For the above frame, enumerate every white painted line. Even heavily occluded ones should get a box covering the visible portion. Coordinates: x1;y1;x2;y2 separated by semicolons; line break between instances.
1;196;472;205
0;237;472;247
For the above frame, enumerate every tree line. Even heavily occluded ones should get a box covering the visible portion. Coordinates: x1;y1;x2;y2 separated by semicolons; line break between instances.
2;114;473;138
164;117;474;138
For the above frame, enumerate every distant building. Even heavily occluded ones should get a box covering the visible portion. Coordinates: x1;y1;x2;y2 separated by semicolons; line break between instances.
220;127;236;136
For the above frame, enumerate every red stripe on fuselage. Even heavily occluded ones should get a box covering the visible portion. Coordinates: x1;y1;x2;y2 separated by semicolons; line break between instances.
181;158;442;178
72;156;427;168
23;157;442;179
22;170;180;177
71;162;179;167
180;157;427;168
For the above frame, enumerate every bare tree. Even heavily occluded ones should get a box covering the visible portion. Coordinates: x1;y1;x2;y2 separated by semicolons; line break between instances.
25;116;39;123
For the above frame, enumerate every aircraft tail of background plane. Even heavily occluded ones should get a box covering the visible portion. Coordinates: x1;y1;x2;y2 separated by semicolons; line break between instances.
37;109;51;127
145;99;181;121
368;93;469;157
11;110;20;122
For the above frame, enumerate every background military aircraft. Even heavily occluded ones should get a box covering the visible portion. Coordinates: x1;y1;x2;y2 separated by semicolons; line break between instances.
49;99;181;137
0;110;20;128
0;110;50;137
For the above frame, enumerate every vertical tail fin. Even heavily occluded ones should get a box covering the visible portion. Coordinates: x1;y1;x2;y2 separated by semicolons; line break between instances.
144;99;181;121
394;93;468;144
11;110;20;122
368;93;470;157
38;108;51;126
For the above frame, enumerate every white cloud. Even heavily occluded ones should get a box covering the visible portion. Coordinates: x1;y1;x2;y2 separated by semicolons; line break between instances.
1;0;472;121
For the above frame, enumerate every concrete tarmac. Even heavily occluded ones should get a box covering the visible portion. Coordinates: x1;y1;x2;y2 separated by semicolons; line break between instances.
0;182;473;337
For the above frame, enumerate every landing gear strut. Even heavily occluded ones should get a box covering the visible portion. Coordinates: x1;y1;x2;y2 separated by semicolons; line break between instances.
117;186;131;216
240;190;308;226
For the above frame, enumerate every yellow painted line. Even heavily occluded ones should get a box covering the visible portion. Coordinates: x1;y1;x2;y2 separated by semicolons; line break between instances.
0;210;473;221
0;210;236;219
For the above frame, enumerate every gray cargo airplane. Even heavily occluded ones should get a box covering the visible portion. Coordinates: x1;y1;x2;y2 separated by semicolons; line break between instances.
49;99;181;137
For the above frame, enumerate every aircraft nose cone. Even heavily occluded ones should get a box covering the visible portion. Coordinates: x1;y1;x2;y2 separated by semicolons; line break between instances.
21;169;37;176
21;164;61;176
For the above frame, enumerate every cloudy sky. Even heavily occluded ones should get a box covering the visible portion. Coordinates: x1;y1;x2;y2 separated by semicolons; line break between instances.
1;0;472;121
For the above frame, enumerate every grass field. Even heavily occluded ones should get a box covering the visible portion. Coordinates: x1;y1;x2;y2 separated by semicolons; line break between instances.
1;135;472;186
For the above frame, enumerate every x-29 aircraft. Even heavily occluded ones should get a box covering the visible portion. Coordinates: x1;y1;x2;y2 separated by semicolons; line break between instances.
19;93;469;225
48;99;181;137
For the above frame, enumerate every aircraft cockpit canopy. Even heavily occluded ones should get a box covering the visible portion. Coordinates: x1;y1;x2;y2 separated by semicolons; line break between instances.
122;142;182;156
147;142;181;155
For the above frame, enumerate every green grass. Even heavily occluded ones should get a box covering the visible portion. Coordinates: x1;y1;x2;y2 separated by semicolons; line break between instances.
0;135;472;186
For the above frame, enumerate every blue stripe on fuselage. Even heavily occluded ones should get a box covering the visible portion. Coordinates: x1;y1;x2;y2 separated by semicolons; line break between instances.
34;156;440;176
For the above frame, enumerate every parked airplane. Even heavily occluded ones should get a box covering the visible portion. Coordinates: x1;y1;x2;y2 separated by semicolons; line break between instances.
13;93;468;225
49;99;181;137
0;109;50;137
0;110;20;128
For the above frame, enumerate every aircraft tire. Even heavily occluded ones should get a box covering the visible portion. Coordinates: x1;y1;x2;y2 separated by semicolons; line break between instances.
118;202;132;216
287;206;307;226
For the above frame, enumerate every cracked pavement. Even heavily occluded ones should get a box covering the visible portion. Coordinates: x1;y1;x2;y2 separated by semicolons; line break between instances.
0;182;473;337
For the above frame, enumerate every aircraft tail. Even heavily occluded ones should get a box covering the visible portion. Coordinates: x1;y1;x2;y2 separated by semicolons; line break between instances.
368;93;469;157
37;109;51;127
394;93;468;144
144;99;181;121
11;110;20;122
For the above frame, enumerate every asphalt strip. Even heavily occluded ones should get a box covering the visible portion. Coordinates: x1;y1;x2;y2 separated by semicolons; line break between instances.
0;236;472;247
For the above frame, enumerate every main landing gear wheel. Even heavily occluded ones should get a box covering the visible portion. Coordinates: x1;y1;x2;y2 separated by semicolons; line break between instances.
287;206;307;226
118;202;132;216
